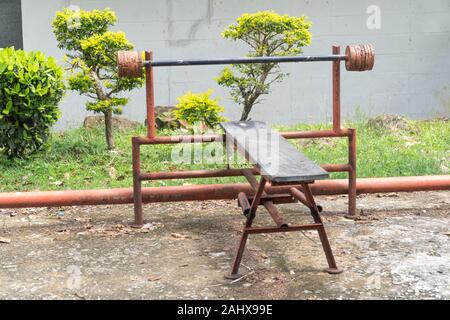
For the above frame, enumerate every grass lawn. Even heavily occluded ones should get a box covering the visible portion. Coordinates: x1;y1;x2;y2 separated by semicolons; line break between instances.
0;117;448;192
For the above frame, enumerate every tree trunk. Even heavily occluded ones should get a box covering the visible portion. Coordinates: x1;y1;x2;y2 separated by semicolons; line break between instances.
104;110;115;150
240;105;252;121
240;95;259;121
90;70;115;150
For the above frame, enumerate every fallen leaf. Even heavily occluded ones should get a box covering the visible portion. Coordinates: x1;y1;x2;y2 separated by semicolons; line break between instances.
108;167;116;179
0;237;11;244
148;276;161;282
171;233;190;239
75;217;92;224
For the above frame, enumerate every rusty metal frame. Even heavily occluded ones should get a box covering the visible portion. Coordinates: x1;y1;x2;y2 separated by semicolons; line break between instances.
131;45;357;227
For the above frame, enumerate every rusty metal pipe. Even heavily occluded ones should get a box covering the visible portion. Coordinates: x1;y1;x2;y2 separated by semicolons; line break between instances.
332;45;341;132
290;187;311;208
237;192;251;216
145;51;156;139
263;201;288;228
244;224;322;234
281;129;349;139
132;137;143;225
348;129;357;216
134;129;351;146
139;168;258;181
0;176;448;209
138;164;349;181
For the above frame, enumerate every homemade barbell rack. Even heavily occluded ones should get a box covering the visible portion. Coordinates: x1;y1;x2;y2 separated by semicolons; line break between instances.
117;44;374;276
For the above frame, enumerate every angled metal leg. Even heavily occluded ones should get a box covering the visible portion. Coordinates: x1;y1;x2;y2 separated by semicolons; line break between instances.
302;183;343;274
226;177;267;279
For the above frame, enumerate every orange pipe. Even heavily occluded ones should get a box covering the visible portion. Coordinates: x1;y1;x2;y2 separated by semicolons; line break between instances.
0;176;448;209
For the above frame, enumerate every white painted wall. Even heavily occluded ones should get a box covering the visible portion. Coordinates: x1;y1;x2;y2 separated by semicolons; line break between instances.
21;0;450;130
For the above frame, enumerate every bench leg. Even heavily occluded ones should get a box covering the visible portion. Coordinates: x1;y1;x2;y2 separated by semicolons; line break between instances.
302;183;342;274
226;228;251;279
226;177;267;279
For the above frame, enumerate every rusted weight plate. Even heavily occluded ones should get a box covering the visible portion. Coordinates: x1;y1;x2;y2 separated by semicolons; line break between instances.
360;44;368;71
362;44;371;71
354;45;362;71
367;44;375;70
356;45;363;71
117;51;143;78
346;45;360;71
345;45;354;71
345;44;375;71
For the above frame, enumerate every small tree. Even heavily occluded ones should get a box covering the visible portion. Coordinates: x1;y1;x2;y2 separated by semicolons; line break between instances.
52;8;143;149
216;11;312;121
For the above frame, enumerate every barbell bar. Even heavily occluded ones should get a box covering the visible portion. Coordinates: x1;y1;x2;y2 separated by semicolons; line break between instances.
117;44;374;78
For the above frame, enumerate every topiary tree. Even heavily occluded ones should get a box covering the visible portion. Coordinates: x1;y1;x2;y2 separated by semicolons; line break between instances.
173;90;226;133
216;11;312;121
0;47;65;158
52;7;143;149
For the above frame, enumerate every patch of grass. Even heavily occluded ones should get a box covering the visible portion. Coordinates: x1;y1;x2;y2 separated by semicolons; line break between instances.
0;118;448;192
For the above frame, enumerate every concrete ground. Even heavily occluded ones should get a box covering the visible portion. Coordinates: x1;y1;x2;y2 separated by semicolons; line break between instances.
0;191;449;300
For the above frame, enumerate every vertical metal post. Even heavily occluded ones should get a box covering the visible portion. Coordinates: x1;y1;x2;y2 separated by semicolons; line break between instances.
332;46;341;132
132;137;143;226
145;51;156;139
346;128;357;218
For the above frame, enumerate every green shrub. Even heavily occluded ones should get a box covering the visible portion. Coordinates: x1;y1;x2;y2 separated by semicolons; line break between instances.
173;90;226;130
0;47;65;157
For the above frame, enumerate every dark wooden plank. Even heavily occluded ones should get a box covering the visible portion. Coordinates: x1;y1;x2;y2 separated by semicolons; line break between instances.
221;121;329;182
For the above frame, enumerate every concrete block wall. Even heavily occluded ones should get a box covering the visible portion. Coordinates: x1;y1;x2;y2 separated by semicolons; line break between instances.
20;0;450;129
0;0;23;49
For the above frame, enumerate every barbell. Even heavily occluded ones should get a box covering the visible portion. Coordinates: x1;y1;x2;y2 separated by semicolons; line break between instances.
117;44;374;78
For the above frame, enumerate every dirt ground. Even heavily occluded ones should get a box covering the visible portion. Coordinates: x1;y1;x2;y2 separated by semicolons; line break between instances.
0;191;449;300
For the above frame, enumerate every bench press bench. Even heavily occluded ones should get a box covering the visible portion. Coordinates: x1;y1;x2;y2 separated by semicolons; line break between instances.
116;44;375;278
221;121;342;278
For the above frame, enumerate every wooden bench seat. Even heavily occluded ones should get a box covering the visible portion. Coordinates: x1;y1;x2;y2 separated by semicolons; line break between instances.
221;121;329;183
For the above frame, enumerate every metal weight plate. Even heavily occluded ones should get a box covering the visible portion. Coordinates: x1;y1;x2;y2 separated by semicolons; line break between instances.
117;51;143;78
367;44;375;70
361;44;368;71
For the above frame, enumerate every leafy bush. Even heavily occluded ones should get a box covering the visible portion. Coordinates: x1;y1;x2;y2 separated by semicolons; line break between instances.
216;11;312;120
0;47;65;157
52;8;143;149
173;90;226;130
